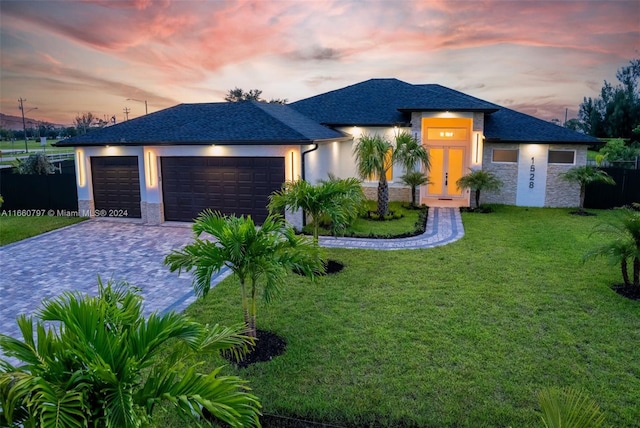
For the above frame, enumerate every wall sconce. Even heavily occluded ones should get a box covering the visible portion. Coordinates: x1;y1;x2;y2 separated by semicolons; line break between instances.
145;151;155;187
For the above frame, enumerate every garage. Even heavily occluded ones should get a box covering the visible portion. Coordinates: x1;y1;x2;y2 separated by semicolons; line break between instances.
161;156;285;223
90;156;141;218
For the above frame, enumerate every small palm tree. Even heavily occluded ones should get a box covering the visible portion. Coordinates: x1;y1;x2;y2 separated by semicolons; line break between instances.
537;387;606;428
269;175;365;242
561;166;615;214
584;208;640;287
0;277;261;427
165;211;323;338
394;131;430;207
400;171;430;207
353;134;393;217
456;169;503;209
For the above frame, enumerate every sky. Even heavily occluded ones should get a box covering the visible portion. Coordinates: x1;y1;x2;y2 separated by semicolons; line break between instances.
0;0;638;127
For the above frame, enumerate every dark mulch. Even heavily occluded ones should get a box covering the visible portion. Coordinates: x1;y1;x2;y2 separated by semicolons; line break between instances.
612;284;640;301
294;259;344;276
460;206;494;213
569;210;597;216
224;329;287;369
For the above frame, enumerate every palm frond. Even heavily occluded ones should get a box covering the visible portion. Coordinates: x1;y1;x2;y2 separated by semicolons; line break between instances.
538;386;606;428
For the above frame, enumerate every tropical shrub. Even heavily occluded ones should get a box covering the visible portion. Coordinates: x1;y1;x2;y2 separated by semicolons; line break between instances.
354;134;394;217
455;169;503;209
400;171;429;207
0;277;261;427
165;211;323;339
12;152;56;175
537;387;606;428
269;175;365;242
560;166;615;213
584;208;640;287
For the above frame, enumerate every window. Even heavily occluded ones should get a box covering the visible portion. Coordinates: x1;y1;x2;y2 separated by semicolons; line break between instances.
548;150;575;164
492;149;518;163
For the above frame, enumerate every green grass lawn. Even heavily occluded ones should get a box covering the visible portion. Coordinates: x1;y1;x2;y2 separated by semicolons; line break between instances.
157;206;640;427
0;215;87;245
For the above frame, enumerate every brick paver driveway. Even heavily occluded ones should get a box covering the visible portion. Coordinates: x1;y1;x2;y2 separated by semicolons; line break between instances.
0;220;216;342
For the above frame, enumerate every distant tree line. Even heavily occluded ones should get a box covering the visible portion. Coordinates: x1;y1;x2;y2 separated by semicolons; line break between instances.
225;87;287;104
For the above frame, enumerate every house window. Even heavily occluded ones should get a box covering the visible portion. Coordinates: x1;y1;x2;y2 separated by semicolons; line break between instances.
548;150;575;164
492;149;518;163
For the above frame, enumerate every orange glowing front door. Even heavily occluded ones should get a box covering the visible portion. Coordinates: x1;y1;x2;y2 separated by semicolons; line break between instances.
426;147;465;198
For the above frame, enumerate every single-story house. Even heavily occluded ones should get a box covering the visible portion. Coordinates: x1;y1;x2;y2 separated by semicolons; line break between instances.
57;78;598;226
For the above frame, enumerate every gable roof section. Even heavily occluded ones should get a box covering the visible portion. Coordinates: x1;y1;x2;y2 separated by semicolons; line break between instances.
57;101;347;146
290;78;499;126
484;107;599;144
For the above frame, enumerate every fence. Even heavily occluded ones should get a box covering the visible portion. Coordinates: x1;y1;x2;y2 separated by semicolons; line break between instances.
585;167;640;209
0;160;78;211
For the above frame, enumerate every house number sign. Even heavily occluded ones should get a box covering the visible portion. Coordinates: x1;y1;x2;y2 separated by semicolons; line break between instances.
529;157;535;188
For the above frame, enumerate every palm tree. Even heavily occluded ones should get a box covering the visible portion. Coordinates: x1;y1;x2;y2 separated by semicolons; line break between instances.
583;208;640;287
561;166;615;214
455;169;503;209
164;211;323;338
353;134;394;217
0;277;261;427
394;131;430;207
268;175;365;242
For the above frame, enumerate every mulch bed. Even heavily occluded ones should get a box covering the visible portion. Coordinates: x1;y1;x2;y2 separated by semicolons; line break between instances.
569;210;597;216
224;329;287;369
460;206;494;213
612;284;640;301
294;259;344;276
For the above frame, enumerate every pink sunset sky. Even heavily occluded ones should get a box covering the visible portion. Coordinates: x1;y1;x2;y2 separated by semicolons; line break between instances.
0;0;638;126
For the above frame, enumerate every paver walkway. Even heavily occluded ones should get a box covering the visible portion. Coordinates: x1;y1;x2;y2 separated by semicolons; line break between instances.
0;208;463;348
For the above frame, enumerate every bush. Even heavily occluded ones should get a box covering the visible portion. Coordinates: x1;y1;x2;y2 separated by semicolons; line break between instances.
12;153;56;175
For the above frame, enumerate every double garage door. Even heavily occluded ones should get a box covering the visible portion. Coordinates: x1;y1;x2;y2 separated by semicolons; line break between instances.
91;156;284;223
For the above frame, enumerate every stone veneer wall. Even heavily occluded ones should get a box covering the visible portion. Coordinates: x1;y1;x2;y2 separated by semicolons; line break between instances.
143;202;164;225
78;199;95;217
481;142;518;205
362;185;412;202
544;144;587;207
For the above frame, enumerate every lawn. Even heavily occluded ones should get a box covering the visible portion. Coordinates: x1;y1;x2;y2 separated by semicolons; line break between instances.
156;206;640;427
0;215;87;245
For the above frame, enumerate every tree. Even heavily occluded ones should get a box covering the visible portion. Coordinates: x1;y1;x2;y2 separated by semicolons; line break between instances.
394;131;430;206
268;176;365;242
455;169;503;209
164;211;323;339
0;277;261;427
74;112;96;135
353;134;394;217
600;138;640;164
564;118;582;132
13;152;56;175
560;166;615;213
224;88;287;104
583;208;640;287
578;59;640;139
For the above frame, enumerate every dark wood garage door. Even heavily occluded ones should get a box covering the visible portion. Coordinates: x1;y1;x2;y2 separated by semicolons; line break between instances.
91;156;141;218
161;156;285;223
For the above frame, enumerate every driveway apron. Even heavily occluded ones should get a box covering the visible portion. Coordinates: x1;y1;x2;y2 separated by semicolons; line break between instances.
0;208;463;348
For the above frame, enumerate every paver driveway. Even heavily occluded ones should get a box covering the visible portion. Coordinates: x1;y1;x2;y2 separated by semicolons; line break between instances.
0;220;230;344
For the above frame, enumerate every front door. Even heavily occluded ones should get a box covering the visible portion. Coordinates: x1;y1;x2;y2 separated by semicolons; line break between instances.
426;147;465;199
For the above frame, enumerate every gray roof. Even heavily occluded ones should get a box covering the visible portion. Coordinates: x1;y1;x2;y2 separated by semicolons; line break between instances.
291;78;597;144
289;78;499;126
484;107;599;144
57;101;347;146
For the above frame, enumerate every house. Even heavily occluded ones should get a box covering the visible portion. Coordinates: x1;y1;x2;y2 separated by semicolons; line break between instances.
57;78;598;226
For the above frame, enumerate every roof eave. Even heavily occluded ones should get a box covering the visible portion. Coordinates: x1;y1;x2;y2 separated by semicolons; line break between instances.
54;137;351;147
484;137;594;145
397;107;500;114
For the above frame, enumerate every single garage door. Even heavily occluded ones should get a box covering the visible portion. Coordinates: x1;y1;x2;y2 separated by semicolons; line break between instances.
91;156;141;218
161;156;285;223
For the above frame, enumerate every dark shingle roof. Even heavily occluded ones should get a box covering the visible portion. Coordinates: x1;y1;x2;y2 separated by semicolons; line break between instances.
484;107;599;144
57;101;346;146
290;78;498;126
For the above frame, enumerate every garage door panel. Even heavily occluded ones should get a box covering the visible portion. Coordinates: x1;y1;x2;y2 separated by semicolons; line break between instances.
91;156;141;218
161;156;284;223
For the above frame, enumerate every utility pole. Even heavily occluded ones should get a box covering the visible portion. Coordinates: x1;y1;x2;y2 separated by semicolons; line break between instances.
123;107;131;121
18;98;37;153
564;108;568;126
126;98;148;115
